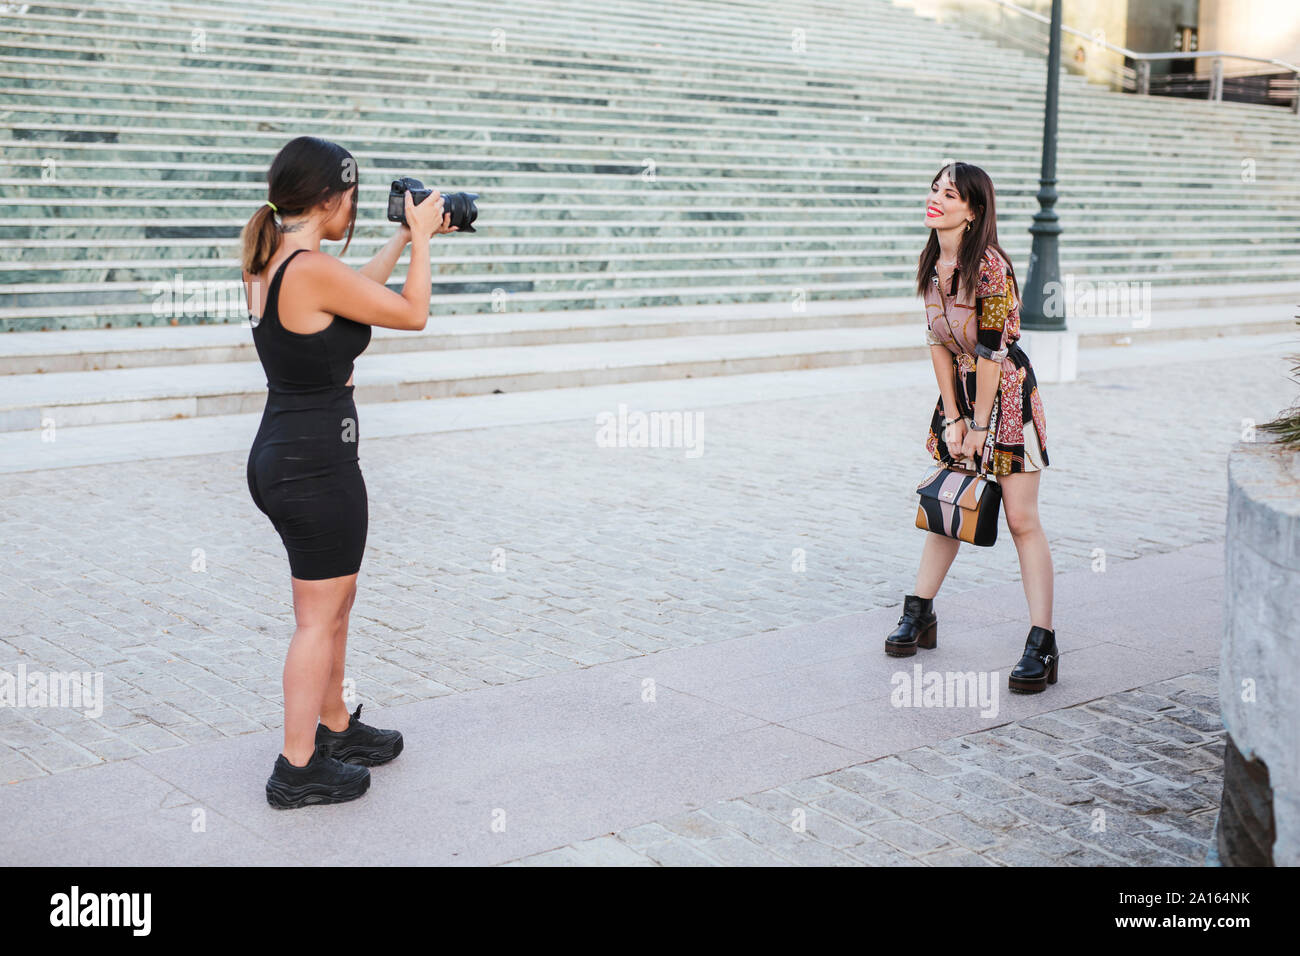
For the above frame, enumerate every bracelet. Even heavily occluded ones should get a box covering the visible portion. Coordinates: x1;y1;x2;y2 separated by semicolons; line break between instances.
942;416;962;427
974;343;1009;363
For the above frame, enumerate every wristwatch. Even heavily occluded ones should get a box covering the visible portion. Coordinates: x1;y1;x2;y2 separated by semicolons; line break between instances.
967;417;989;432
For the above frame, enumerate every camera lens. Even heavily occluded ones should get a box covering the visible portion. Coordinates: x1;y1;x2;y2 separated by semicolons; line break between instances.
442;192;479;233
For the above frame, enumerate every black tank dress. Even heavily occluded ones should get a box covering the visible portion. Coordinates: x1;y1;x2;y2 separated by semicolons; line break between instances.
245;248;373;580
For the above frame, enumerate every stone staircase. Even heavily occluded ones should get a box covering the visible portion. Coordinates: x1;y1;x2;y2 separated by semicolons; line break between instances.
1;0;1298;431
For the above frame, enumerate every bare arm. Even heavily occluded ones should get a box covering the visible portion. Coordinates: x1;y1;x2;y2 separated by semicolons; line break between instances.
294;246;430;331
929;344;962;420
930;342;970;457
303;191;452;332
359;228;411;285
971;357;1001;428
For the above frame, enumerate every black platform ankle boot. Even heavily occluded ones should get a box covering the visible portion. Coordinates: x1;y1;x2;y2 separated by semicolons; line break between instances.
884;594;937;657
1008;625;1059;693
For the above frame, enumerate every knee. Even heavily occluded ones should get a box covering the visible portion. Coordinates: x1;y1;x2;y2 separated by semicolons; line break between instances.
1005;508;1041;538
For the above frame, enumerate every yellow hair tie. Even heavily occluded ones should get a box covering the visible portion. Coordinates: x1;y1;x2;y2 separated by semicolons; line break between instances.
265;200;278;213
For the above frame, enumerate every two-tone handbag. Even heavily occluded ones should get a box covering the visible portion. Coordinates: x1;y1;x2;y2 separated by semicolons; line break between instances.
915;448;1002;547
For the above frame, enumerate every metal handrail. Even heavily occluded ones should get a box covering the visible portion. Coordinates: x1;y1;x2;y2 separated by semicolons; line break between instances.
937;0;1300;111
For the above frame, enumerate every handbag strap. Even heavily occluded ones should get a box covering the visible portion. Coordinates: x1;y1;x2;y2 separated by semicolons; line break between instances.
941;397;999;480
940;435;994;479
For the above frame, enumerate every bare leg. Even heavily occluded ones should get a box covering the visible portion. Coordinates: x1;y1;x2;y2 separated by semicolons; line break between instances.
319;580;358;733
914;531;961;599
282;573;357;767
999;470;1053;630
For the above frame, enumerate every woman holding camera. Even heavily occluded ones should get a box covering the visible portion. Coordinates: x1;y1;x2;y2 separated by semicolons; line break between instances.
884;162;1059;694
240;135;456;808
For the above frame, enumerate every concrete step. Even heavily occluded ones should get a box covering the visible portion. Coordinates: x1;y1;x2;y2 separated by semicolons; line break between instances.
0;301;1292;431
0;299;923;375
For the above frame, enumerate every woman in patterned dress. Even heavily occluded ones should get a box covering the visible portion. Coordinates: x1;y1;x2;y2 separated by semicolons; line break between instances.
883;162;1059;694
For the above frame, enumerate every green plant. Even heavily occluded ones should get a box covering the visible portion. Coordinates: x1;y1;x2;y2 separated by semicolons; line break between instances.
1257;314;1300;450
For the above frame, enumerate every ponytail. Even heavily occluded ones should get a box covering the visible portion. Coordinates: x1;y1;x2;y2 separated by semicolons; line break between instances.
240;202;281;275
239;136;359;276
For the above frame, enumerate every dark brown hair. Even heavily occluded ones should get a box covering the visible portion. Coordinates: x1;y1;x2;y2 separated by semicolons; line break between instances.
240;136;358;274
915;161;1019;302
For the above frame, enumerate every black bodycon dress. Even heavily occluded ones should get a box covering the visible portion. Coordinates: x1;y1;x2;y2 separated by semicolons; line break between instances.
246;248;373;580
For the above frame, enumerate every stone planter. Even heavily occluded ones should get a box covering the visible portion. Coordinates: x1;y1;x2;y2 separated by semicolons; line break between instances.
1219;441;1300;866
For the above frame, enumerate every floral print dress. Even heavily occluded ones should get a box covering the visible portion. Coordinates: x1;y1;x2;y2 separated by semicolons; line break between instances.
923;247;1049;476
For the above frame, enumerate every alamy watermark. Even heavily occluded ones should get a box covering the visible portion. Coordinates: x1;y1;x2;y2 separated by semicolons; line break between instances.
0;665;104;718
50;887;150;936
891;664;999;718
1044;276;1152;328
595;403;704;458
151;273;257;323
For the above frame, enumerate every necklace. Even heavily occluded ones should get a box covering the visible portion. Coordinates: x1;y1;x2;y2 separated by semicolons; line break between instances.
938;257;957;267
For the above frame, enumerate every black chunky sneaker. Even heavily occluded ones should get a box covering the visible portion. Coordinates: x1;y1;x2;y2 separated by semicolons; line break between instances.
884;594;938;657
265;743;370;809
315;704;404;766
1008;625;1059;693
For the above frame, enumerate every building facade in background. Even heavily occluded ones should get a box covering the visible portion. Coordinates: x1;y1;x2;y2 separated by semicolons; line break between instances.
905;0;1300;101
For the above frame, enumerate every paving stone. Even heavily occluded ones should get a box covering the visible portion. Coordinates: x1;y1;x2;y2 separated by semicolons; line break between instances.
615;822;675;850
512;847;583;866
777;775;839;801
1131;779;1215;814
898;748;964;777
793;808;873;850
1141;827;1214;863
948;771;1022;802
565;836;657;866
1019;714;1090;741
1005;796;1095;831
822;767;891;797
694;835;796;866
1064;825;1199;866
640;838;718;867
923;812;1011;852
1163;707;1224;735
1067;753;1143;785
813;790;900;828
869;819;953;855
921;846;999;866
841;836;928;866
1078;736;1162;766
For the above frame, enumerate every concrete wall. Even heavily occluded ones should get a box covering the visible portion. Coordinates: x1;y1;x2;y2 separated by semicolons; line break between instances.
903;1;1300;81
1221;441;1300;866
1199;0;1300;70
901;0;1132;86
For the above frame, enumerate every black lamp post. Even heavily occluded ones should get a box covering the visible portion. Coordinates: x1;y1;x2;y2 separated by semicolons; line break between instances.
1022;0;1067;332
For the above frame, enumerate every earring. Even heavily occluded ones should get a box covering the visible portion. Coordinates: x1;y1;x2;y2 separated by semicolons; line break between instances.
965;220;972;233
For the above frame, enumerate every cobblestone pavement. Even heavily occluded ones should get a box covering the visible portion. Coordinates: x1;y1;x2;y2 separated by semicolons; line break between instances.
510;669;1225;866
0;339;1290;782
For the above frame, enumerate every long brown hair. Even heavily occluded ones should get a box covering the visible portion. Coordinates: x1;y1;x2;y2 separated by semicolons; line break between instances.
915;161;1019;302
240;136;359;275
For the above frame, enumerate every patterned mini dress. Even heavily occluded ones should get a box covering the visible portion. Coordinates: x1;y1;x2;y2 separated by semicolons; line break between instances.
923;246;1049;476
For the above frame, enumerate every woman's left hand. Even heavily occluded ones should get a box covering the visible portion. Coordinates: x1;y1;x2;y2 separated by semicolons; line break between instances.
959;426;986;463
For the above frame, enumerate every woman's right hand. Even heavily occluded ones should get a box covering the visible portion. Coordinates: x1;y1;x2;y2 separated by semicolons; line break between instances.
943;417;968;459
405;189;446;241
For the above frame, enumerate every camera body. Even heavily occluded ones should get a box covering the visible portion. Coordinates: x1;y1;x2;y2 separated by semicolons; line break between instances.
387;177;478;233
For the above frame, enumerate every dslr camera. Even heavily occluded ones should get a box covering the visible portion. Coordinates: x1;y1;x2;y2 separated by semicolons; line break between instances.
387;177;478;233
